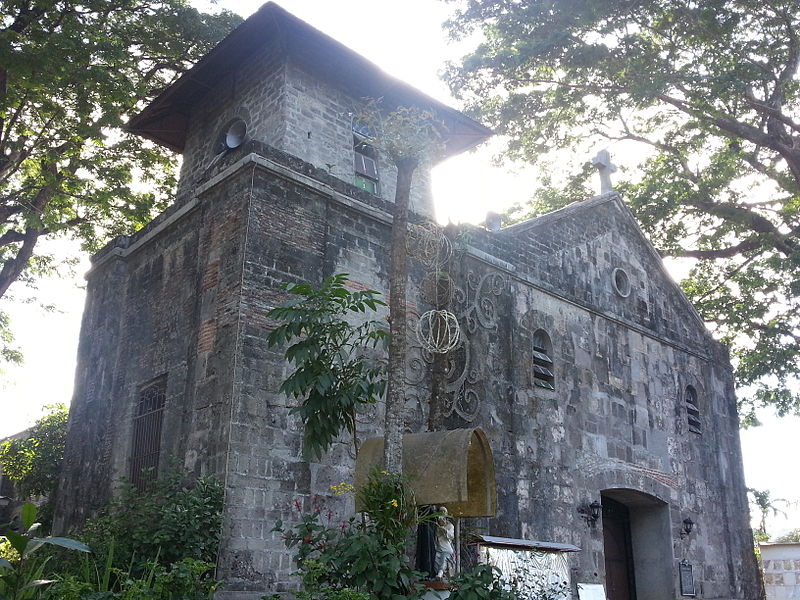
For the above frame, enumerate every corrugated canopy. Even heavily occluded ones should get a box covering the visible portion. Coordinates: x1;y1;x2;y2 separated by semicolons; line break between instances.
473;535;581;553
355;428;496;517
127;2;493;158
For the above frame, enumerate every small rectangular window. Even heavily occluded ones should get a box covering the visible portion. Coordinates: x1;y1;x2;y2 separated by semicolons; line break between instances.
130;376;167;491
353;134;378;195
354;152;378;179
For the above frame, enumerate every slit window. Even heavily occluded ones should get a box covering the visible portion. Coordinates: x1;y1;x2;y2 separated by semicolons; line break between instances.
533;330;555;390
685;385;701;434
130;376;167;491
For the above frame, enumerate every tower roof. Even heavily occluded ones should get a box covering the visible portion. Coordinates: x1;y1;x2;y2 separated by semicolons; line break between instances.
127;2;493;158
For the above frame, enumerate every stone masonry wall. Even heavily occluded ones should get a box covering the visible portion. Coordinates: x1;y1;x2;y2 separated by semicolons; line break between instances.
58;142;759;599
761;543;800;600
176;43;434;218
193;148;755;598
56;155;255;530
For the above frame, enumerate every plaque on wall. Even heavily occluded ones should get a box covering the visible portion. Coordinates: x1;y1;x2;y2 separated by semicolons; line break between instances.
577;583;607;600
679;561;696;596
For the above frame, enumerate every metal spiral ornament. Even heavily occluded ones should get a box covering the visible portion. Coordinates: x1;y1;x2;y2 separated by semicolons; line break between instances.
416;309;461;354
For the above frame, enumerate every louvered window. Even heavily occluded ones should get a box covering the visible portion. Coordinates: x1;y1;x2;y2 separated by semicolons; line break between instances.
130;377;167;491
533;330;555;390
685;386;701;434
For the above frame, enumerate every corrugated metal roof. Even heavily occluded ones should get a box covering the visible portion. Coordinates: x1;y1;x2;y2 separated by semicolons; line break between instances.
473;535;581;553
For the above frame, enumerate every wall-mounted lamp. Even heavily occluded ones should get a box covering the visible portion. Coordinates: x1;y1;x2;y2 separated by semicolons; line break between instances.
680;517;694;539
578;500;602;527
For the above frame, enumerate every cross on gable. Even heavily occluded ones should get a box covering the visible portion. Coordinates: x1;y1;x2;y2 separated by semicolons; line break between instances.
591;149;617;194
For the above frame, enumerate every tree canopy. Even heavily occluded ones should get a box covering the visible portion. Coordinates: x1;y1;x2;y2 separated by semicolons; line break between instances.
445;0;800;423
0;403;67;498
0;1;240;356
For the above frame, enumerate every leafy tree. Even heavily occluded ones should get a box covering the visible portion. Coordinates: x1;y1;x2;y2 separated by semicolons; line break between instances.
267;274;388;461
445;0;800;423
748;487;788;536
0;1;240;335
0;403;67;499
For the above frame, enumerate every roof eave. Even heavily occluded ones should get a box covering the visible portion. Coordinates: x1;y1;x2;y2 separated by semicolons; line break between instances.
126;2;492;157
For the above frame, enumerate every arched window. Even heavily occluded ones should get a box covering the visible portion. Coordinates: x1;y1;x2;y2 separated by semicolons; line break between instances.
685;385;701;434
532;330;555;390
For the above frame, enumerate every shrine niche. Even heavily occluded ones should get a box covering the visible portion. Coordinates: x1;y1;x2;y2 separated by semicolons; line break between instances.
355;428;496;517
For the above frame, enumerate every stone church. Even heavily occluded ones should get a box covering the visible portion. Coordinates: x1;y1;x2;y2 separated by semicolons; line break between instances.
54;3;760;599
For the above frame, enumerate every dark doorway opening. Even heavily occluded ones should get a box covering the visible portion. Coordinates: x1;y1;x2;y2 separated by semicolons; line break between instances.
600;489;674;600
603;496;637;600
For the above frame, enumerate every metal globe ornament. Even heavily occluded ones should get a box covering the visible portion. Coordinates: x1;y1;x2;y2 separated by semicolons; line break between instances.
416;309;461;354
407;222;452;268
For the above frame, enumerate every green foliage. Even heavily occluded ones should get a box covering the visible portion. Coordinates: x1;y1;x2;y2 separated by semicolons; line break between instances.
273;559;372;600
0;502;90;600
267;274;388;461
0;404;68;500
0;311;22;366
356;100;445;165
448;564;518;600
748;488;788;535
0;1;241;303
57;471;224;579
44;557;219;600
356;470;417;547
273;472;426;600
0;539;19;566
775;528;800;543
446;0;800;420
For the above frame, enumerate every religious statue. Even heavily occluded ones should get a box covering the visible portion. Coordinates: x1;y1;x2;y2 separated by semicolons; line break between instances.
434;506;456;579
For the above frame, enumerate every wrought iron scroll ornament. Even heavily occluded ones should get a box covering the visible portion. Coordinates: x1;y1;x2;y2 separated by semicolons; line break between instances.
445;270;508;421
406;222;508;423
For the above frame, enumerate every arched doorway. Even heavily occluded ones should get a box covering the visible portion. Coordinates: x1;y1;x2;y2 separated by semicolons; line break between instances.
601;489;674;600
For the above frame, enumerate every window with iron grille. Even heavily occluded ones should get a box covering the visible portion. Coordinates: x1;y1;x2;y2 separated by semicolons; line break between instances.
532;330;555;390
685;385;701;434
130;376;167;491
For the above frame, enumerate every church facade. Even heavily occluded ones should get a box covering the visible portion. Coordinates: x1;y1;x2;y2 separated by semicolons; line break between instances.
55;4;760;599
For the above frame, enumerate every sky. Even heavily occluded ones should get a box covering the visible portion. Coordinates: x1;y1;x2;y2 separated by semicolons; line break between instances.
1;0;798;538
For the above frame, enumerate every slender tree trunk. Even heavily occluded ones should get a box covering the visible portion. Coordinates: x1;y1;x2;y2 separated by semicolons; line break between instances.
383;157;417;473
428;352;448;431
428;226;457;431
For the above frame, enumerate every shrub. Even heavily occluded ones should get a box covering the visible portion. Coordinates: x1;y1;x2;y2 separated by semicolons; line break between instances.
45;557;219;600
273;471;427;600
51;470;223;582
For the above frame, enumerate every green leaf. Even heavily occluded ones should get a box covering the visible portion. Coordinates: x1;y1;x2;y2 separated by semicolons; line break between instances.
4;531;28;555
30;536;91;553
20;502;37;532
